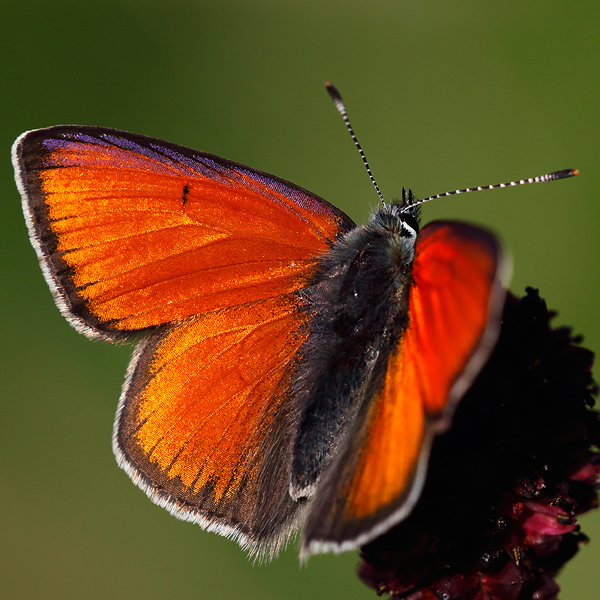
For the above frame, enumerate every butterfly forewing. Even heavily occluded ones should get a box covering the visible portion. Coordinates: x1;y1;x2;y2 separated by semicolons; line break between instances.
13;126;354;339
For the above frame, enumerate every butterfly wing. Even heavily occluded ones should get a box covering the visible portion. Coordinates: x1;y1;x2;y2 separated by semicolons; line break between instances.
302;221;508;555
116;295;310;555
13;126;355;553
13;126;353;339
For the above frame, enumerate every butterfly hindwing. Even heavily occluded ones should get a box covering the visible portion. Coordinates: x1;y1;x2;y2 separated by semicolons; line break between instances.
115;295;311;555
302;221;507;554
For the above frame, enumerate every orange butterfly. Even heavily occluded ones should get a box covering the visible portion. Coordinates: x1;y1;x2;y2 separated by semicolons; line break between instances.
12;88;576;559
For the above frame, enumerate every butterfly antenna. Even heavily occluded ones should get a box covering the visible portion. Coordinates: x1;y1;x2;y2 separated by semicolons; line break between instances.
404;169;579;211
326;82;386;206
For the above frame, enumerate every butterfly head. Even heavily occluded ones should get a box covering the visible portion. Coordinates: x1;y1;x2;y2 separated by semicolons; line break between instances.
359;195;421;272
398;186;420;239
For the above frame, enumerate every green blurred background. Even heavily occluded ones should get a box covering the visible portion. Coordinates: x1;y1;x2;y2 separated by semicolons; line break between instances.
1;1;599;599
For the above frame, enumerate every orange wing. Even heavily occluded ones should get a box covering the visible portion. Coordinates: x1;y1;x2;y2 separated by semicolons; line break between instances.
302;221;508;555
115;294;309;555
13;126;355;554
13;126;353;339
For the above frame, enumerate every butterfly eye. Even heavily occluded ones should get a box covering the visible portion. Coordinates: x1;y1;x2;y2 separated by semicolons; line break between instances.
400;214;419;239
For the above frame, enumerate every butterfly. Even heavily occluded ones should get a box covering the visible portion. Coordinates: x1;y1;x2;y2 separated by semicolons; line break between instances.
12;85;577;559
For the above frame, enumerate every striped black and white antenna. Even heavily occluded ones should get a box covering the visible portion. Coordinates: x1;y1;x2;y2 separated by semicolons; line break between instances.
326;82;385;206
326;82;578;210
406;168;579;212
